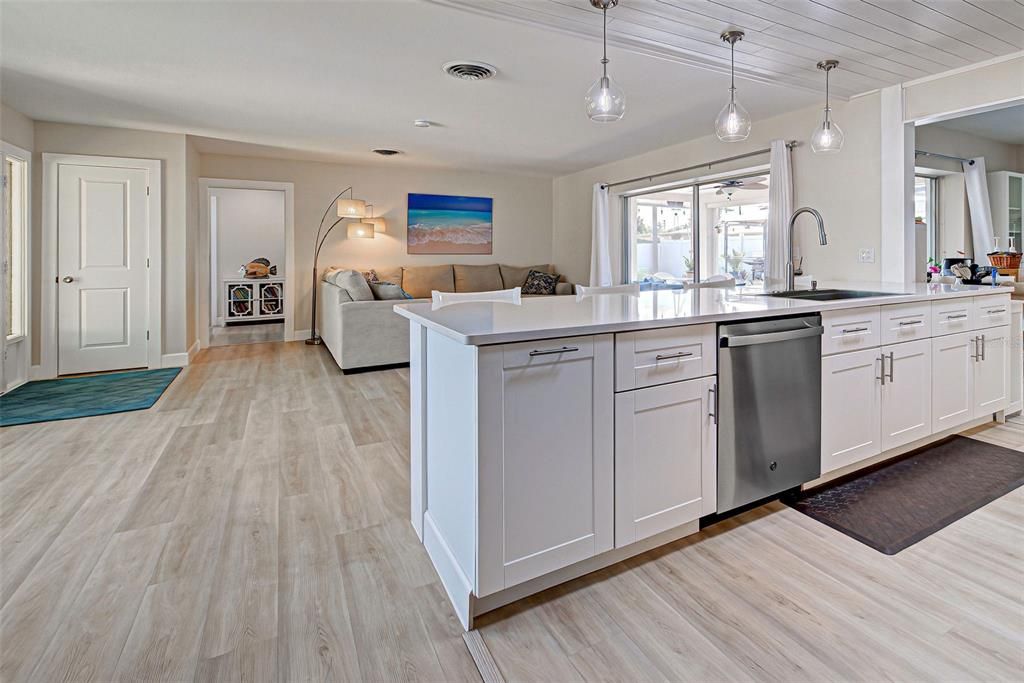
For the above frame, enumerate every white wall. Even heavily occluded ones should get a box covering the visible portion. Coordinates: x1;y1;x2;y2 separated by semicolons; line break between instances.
552;94;883;285
903;55;1024;124
916;124;1023;174
199;152;554;334
185;135;199;351
31;122;190;362
211;188;286;319
0;100;34;152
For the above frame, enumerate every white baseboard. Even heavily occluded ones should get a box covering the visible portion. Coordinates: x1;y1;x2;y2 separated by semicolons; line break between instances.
186;339;200;362
291;328;312;342
29;365;49;381
162;339;200;368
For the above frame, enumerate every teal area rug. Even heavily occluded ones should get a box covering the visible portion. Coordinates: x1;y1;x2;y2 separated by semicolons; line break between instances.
0;368;181;427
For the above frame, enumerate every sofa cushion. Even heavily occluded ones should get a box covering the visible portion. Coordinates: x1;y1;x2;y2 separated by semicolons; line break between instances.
373;266;403;286
402;265;455;298
522;269;561;295
331;269;374;301
500;263;554;289
453;264;503;293
370;281;413;300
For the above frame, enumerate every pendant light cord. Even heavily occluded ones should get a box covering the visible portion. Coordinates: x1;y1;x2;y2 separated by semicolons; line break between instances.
729;38;736;102
824;67;831;123
601;6;608;76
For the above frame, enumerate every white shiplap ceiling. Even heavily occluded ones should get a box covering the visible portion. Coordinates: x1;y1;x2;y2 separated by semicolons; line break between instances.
1;1;1020;174
438;0;1024;98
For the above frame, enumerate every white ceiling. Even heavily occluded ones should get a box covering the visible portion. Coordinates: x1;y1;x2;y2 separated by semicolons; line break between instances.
932;104;1024;145
1;1;1019;175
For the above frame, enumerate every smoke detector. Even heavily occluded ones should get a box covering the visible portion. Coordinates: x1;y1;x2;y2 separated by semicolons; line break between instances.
372;149;402;156
442;60;497;81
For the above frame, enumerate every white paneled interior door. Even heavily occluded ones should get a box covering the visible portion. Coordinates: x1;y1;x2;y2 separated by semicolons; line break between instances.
57;164;150;374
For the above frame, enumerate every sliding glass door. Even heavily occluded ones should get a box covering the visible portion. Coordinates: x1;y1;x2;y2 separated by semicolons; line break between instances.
624;171;770;288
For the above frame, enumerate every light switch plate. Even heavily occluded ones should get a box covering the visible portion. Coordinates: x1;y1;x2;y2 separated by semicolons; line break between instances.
858;248;875;263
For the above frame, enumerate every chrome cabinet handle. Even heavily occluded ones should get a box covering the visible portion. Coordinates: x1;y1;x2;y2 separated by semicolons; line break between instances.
897;320;921;326
971;336;980;361
877;354;886;385
980;334;986;361
987;308;1005;314
655;351;693;362
947;313;968;320
841;327;868;334
528;346;579;357
708;384;718;425
62;276;74;283
886;351;894;383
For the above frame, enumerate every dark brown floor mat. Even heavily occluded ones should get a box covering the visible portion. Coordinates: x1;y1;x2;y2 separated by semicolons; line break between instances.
786;435;1024;554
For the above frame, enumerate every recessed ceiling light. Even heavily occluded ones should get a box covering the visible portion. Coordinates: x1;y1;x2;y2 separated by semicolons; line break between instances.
442;60;497;81
413;120;432;128
372;149;402;156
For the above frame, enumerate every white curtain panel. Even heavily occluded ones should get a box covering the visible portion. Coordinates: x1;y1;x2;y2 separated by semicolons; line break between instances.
765;139;794;291
590;182;614;286
963;157;995;260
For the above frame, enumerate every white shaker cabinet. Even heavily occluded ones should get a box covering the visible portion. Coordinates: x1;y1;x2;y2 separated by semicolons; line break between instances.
931;331;976;432
973;326;1009;419
880;339;932;451
476;335;614;596
821;348;882;473
614;376;716;547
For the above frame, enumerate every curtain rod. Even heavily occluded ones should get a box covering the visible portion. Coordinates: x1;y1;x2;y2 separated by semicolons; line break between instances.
601;141;797;190
915;149;975;166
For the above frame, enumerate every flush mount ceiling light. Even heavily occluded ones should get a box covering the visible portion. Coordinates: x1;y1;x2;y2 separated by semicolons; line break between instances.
811;60;844;154
714;30;751;142
413;119;432;128
585;0;625;123
442;60;497;81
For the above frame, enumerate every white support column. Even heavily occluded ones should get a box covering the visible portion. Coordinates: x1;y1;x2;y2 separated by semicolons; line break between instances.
880;85;916;285
409;321;428;540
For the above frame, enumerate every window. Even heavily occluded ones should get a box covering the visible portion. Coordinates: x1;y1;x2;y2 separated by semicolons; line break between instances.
3;150;28;340
914;175;938;274
624;171;770;288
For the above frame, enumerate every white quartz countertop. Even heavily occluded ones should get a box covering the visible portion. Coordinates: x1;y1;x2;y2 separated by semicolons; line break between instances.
394;282;1011;346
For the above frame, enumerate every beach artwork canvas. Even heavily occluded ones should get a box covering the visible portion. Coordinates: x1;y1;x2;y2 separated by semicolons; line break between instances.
407;193;493;254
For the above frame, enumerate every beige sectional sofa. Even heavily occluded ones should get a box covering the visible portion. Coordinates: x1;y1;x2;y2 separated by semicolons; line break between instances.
318;263;573;372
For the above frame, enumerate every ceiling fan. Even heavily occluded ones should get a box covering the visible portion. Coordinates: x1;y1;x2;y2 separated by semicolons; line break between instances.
712;177;768;196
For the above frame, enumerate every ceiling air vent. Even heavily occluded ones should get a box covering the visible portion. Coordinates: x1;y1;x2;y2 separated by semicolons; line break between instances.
372;149;402;156
442;61;497;81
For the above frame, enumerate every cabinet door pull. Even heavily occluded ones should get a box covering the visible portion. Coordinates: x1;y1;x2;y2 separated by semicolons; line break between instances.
946;313;968;320
877;354;886;385
841;326;868;334
987;308;1005;314
528;346;579;357
897;320;921;327
708;384;718;425
980;333;986;361
655;351;693;362
886;351;895;383
971;336;980;361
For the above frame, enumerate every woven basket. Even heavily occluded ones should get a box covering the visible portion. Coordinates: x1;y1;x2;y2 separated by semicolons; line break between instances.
988;253;1022;270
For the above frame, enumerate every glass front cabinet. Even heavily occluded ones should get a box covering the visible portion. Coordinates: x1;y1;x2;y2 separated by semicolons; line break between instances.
224;278;286;321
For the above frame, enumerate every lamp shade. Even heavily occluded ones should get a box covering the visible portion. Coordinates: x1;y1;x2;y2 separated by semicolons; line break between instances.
337;198;366;218
347;222;375;239
366;216;387;233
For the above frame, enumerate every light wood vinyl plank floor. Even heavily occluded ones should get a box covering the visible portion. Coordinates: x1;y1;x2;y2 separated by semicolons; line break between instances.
0;340;1020;682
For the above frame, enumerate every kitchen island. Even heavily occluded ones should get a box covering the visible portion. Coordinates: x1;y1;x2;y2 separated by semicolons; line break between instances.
395;283;1014;629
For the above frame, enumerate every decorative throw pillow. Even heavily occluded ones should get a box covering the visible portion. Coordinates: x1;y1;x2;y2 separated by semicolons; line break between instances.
362;269;381;283
370;281;413;300
521;269;560;295
331;269;374;301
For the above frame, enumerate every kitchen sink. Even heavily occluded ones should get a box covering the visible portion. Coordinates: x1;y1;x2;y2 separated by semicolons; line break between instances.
760;289;905;301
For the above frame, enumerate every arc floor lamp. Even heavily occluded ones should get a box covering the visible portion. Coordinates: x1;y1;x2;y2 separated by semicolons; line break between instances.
305;187;380;345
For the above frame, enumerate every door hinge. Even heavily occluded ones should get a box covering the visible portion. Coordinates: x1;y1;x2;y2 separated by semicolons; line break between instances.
147;330;150;340
146;186;150;196
147;258;150;268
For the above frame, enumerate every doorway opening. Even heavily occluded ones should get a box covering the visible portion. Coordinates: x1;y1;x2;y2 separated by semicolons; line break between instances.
199;179;295;349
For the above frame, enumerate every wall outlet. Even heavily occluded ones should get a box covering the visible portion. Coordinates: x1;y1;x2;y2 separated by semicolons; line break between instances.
858;248;875;264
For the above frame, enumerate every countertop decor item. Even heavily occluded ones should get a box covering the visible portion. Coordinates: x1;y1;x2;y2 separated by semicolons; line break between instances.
306;187;369;345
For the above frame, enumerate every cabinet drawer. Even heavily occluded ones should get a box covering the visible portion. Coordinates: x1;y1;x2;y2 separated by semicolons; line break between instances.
880;302;932;345
973;293;1011;329
615;324;716;391
503;336;594;369
821;306;881;356
931;299;973;336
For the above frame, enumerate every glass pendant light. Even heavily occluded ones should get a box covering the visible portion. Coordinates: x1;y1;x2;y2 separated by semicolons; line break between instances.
585;0;625;123
715;30;751;142
811;60;844;154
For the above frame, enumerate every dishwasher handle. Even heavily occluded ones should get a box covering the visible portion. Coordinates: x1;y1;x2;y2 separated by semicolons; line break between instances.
720;325;823;348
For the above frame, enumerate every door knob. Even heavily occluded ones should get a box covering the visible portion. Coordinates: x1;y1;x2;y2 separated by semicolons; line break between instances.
62;276;74;283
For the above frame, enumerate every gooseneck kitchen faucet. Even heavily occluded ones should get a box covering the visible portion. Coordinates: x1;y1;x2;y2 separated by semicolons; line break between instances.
787;207;829;291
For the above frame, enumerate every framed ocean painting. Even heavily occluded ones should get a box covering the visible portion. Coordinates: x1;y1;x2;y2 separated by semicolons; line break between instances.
407;193;493;254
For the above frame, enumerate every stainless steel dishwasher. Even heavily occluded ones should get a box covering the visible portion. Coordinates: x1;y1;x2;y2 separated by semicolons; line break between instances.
716;315;823;513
